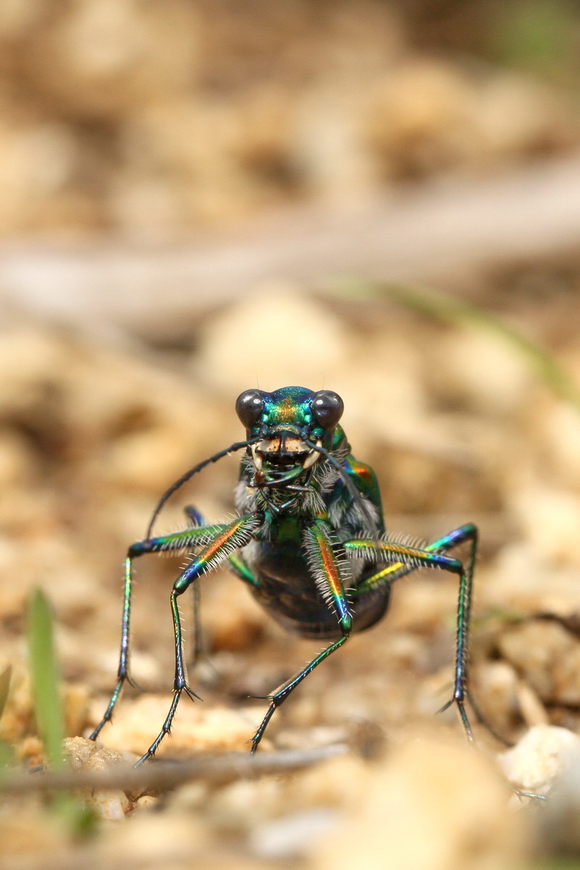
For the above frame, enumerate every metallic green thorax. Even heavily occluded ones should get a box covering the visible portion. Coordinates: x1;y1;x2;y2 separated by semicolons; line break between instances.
91;385;479;763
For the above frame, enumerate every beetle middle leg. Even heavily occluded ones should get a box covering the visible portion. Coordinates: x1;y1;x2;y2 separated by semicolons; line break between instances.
183;505;215;669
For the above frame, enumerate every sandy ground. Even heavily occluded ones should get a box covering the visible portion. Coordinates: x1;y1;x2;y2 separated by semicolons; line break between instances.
2;286;580;868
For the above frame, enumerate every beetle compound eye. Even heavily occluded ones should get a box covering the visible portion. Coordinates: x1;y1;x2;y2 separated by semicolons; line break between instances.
311;390;344;429
235;389;265;428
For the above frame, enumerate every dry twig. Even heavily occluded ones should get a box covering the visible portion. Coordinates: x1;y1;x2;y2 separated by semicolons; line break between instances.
0;745;348;796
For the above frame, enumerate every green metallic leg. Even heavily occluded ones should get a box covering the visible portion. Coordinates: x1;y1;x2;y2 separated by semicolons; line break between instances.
136;514;261;765
89;555;135;741
182;507;263;675
359;525;502;739
134;587;200;766
347;523;477;590
184;506;207;668
228;553;260;588
90;522;228;742
250;633;350;753
251;519;353;753
345;525;479;741
183;505;261;590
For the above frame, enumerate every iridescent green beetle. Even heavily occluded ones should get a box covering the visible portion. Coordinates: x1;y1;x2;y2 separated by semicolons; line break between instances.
91;386;478;763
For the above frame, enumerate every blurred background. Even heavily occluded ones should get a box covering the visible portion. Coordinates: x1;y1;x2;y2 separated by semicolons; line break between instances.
3;1;580;868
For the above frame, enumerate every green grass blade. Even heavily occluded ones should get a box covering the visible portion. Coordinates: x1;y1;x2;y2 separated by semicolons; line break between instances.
25;591;99;833
0;666;15;776
0;741;15;771
327;279;580;413
27;589;65;768
0;665;11;723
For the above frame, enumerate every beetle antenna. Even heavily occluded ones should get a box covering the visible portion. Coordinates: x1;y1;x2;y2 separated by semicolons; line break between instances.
303;437;376;531
146;436;262;538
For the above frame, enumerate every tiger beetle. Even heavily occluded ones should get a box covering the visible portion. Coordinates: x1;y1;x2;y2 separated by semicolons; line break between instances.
90;386;478;764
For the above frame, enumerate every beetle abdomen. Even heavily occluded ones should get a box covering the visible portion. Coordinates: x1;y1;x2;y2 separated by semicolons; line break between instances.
248;546;391;639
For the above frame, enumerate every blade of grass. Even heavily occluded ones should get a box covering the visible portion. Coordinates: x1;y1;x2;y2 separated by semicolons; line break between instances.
27;589;65;769
326;280;580;414
0;664;11;723
0;742;15;770
0;666;15;776
26;590;96;832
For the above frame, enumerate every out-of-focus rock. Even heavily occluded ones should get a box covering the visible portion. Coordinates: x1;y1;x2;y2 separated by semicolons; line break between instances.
95;695;259;756
101;811;211;867
516;682;550;729
498;725;580;795
0;808;69;860
63;684;92;738
499;620;580;706
485;540;580;615
0;660;33;745
472;73;571;160
542;401;580;488
511;483;580;565
365;60;475;177
537;742;580;855
313;734;525;870
64;735;131;819
434;329;534;417
202;577;267;652
474;661;521;736
193;289;352;397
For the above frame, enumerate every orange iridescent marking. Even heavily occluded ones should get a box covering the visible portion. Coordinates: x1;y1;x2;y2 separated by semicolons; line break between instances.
349;460;372;480
314;525;342;597
197;518;246;563
358;561;404;588
311;522;351;628
274;397;299;424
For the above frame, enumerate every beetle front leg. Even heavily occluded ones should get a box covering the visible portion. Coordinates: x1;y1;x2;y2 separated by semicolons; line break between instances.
135;514;261;765
89;555;135;741
90;522;226;742
251;519;353;753
133;581;200;766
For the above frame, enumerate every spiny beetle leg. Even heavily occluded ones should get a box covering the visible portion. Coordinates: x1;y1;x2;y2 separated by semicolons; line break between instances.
251;519;352;753
184;505;206;669
345;524;479;742
250;631;350;753
90;523;228;741
90;554;136;741
134;691;181;767
228;552;261;588
136;515;260;763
